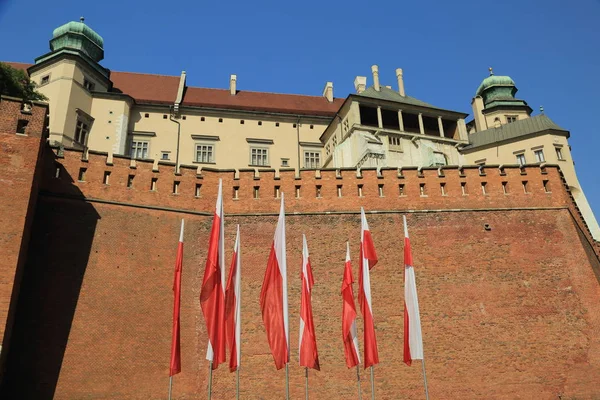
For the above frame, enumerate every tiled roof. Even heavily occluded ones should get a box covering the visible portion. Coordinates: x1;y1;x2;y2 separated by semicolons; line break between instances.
463;114;568;150
110;71;180;104
4;62;31;74
182;87;344;117
3;61;342;116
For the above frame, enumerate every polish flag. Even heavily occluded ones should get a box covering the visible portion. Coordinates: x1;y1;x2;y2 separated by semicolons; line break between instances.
200;179;227;369
403;216;424;366
169;220;185;377
358;208;379;368
260;194;289;370
299;234;320;370
341;241;360;369
225;225;242;372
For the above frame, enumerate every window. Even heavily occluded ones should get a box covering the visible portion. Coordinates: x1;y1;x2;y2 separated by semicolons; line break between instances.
250;148;269;166
440;183;446;196
83;78;95;91
201;117;205;121
103;171;111;185
274;186;281;199
481;182;487;195
378;184;384;197
182;116;186;120
127;175;134;188
337;185;343;197
461;182;468;195
358;184;363;197
502;181;508;194
195;144;215;163
16;119;28;134
543;180;550;193
78;167;87;182
506;116;517;123
420;183;426;196
433;152;447;166
196;184;202;197
74;119;89;144
399;184;406;196
258;121;262;126
144;113;149;118
161;152;170;160
304;151;321;169
516;153;526;166
281;158;289;167
389;135;402;151
40;75;50;85
131;141;149;159
555;147;564;160
522;181;529;193
150;177;158;191
534;149;545;163
163;115;167;119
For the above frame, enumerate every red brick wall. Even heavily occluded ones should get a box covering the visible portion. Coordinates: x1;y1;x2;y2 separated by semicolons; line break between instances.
0;145;598;399
0;96;48;138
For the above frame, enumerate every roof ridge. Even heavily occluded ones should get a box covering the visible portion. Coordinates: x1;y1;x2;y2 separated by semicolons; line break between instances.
186;85;339;100
111;70;180;79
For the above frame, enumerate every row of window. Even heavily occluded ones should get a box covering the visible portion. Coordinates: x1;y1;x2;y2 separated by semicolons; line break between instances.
70;167;550;199
130;140;322;168
515;147;564;166
141;113;315;129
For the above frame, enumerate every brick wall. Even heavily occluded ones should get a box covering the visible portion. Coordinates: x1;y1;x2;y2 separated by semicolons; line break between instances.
1;142;600;398
0;99;48;377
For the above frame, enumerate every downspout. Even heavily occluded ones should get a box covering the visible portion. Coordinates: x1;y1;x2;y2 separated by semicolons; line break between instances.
171;70;186;173
169;107;181;172
296;116;301;171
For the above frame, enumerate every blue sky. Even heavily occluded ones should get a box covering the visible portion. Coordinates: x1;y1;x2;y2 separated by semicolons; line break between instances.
1;0;599;217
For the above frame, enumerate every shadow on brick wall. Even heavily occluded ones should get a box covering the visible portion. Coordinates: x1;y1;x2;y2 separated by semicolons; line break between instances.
0;150;100;399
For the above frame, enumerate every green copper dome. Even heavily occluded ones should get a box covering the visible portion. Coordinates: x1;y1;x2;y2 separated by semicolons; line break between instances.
49;18;104;62
476;74;516;96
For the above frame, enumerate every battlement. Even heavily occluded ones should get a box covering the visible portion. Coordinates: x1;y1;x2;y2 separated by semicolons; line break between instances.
45;146;572;215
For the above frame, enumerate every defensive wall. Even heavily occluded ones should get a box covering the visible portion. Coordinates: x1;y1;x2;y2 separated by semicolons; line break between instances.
1;100;600;398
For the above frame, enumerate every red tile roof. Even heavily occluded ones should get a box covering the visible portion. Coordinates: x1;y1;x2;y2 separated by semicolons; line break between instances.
2;62;343;116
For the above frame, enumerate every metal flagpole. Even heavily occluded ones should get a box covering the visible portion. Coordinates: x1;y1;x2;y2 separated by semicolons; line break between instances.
285;363;290;400
356;365;362;400
236;368;240;400
421;358;430;400
305;367;309;400
168;376;173;400
208;361;213;400
370;366;375;400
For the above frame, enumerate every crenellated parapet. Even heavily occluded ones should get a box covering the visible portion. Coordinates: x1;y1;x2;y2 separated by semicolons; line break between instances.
45;147;572;216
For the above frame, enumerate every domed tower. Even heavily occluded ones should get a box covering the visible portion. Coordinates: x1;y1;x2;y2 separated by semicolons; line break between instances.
470;68;532;132
28;18;113;148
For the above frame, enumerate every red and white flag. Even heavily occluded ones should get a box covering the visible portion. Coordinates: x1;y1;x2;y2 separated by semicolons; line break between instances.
170;219;185;377
260;194;289;370
403;216;424;366
225;225;242;372
341;241;360;369
200;179;227;369
299;234;320;370
358;207;379;368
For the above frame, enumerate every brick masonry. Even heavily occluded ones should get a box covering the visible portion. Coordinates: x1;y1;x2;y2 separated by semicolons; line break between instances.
1;122;600;399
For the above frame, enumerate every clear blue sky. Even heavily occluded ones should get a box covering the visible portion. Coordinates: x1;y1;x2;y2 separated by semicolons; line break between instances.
1;0;599;217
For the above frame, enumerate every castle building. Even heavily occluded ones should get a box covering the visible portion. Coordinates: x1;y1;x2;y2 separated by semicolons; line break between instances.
3;17;599;239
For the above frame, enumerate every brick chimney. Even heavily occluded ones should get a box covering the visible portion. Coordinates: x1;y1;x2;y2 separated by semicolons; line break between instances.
230;74;237;95
322;82;333;102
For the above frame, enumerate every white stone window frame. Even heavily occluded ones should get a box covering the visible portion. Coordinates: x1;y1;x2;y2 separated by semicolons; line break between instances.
303;150;322;169
515;152;526;166
554;144;565;161
131;139;150;159
388;134;403;152
194;142;216;164
40;73;51;87
532;147;545;163
249;147;269;167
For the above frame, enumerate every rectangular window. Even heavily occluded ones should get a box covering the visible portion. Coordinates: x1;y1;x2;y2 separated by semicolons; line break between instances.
173;181;180;194
78;167;87;182
543;180;550;193
481;182;487;195
195;144;215;163
253;186;260;199
502;181;508;194
74;119;89;144
83;78;95;91
127;175;134;188
316;185;322;198
281;158;289;167
440;183;446;196
131;141;149;159
516;153;526;166
151;177;158;191
555;147;564;160
399;184;405;196
522;181;529;193
506;116;518;123
196;183;202;197
250;148;269;166
233;186;239;199
534;149;545;163
358;184;363;197
16;119;29;134
103;171;111;185
295;185;301;198
161;152;170;160
304;151;321;169
461;182;468;195
337;185;343;197
389;135;402;151
274;186;280;199
40;75;50;85
420;183;426;196
378;184;384;197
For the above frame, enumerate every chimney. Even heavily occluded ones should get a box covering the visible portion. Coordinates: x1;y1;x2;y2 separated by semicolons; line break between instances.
371;65;380;91
396;68;405;96
354;76;367;94
322;81;334;102
229;74;237;95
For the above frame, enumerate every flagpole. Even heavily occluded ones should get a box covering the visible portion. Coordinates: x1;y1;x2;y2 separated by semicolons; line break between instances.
236;368;240;400
370;366;375;400
305;367;309;400
421;358;430;400
285;363;290;400
168;376;173;400
208;361;213;400
356;365;362;399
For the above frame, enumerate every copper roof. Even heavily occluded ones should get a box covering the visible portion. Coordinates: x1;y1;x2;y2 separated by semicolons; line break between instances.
3;61;342;116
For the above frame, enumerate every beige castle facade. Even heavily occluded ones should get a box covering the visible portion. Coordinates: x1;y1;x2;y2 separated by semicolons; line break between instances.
4;18;599;239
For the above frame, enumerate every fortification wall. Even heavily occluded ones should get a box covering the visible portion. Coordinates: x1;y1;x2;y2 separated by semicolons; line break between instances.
1;141;600;399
